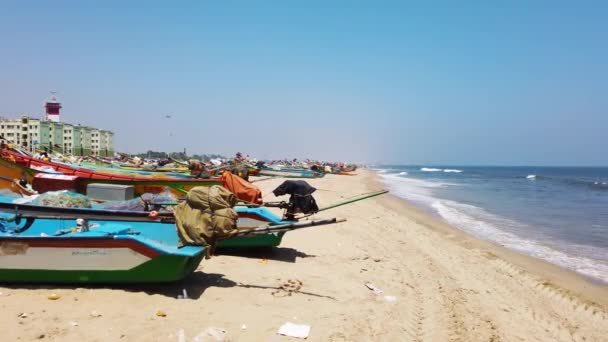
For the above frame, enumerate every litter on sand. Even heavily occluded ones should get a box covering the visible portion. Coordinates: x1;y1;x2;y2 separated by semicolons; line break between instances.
89;311;102;317
365;282;383;294
278;322;311;339
384;295;397;302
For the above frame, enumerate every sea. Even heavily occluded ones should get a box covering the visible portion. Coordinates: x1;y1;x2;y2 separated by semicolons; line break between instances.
374;166;608;284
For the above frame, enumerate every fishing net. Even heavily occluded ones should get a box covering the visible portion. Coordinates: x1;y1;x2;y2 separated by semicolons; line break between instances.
28;191;92;208
93;189;178;212
174;185;238;256
92;197;147;211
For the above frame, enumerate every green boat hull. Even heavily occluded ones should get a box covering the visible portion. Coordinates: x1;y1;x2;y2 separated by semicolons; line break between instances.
0;253;204;284
218;232;285;248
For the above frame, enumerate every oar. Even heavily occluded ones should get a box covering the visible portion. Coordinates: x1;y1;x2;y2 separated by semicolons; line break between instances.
231;217;346;237
0;201;175;223
318;190;388;212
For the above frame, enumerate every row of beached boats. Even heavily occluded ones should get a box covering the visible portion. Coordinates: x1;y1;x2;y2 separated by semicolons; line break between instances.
0;147;373;284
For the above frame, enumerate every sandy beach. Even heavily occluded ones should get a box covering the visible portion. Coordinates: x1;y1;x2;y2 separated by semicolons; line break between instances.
1;170;607;341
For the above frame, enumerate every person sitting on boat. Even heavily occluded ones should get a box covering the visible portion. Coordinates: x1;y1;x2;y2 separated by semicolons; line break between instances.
40;151;50;161
188;159;207;178
19;173;28;188
133;157;144;167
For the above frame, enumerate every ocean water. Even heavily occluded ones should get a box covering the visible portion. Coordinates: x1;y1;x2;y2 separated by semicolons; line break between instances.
375;166;608;284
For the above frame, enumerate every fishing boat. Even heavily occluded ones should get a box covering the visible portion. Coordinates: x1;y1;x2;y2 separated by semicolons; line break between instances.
77;160;194;179
0;210;206;284
0;193;288;249
0;200;343;283
0;151;262;203
257;167;324;178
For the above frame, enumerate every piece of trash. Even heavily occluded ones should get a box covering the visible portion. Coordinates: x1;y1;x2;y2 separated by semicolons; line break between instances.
18;312;28;318
156;310;167;317
278;322;311;339
47;293;60;300
182;288;188;299
192;327;227;342
365;283;383;294
384;295;397;303
258;258;269;264
89;310;102;318
177;329;186;342
241;324;247;330
69;321;79;327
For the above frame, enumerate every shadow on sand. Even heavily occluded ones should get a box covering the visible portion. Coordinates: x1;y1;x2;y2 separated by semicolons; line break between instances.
0;270;335;300
216;246;316;263
0;272;234;300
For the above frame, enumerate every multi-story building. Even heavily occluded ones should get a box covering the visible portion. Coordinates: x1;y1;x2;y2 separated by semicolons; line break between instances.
0;95;114;156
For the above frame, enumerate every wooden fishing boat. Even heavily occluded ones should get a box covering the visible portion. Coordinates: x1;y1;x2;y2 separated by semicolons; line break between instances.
334;171;357;176
220;206;288;248
258;167;324;178
0;152;225;197
0;200;343;283
0;193;287;249
0;213;206;284
78;160;193;179
117;165;189;173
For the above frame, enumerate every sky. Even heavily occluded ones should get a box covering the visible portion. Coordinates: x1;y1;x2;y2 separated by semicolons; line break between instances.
0;1;606;165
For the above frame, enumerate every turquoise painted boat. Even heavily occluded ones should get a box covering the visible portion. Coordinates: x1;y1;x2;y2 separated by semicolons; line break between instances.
0;201;285;284
0;214;206;284
220;206;288;248
0;194;290;251
0;198;343;283
258;167;324;178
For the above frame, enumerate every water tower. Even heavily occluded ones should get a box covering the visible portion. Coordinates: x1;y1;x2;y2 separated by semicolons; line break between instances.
44;92;62;122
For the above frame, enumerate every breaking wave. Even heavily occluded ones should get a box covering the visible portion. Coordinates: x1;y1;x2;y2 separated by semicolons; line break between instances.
421;167;442;172
379;169;608;284
432;200;608;283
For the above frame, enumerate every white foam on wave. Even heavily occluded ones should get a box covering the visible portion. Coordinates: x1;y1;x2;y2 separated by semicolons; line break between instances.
526;174;536;180
421;167;443;172
397;171;408;176
432;199;608;283
379;172;608;284
379;173;452;205
443;169;463;173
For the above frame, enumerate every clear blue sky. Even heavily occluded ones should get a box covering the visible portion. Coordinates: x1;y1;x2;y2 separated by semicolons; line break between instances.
1;1;606;165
